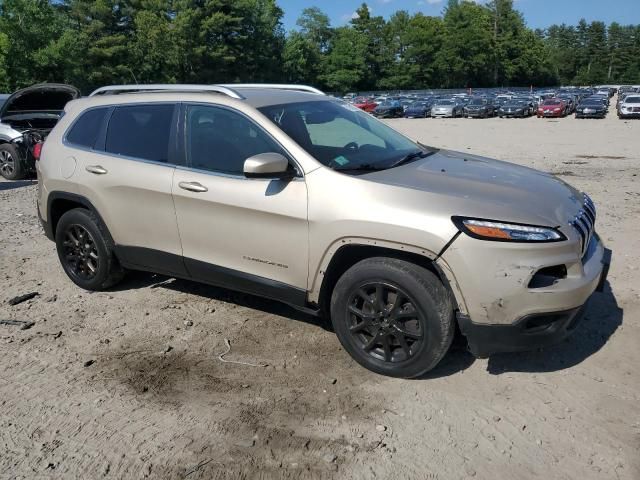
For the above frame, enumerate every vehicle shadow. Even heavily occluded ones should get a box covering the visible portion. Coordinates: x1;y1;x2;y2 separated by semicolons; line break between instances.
113;270;332;332
0;180;36;191
420;280;622;379
114;272;621;377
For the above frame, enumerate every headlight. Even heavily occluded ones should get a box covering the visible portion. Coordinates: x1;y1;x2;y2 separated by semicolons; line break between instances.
452;217;566;242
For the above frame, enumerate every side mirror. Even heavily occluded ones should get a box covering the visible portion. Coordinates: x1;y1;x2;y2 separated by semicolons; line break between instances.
243;152;293;179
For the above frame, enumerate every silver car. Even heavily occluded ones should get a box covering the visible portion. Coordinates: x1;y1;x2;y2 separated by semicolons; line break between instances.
431;99;464;118
618;95;640;119
35;84;610;378
0;83;79;179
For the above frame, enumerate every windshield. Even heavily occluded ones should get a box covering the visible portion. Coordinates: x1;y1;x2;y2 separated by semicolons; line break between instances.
625;97;640;104
259;100;427;171
469;99;486;105
542;100;561;106
436;100;454;106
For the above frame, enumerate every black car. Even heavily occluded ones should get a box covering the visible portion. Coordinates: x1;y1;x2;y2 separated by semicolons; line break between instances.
498;100;530;118
373;101;403;118
404;101;432;118
464;98;493;118
575;100;607;119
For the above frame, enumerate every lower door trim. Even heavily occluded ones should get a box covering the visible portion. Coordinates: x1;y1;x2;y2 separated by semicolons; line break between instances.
114;245;308;308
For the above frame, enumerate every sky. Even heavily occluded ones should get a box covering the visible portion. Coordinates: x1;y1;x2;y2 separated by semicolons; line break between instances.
279;0;640;32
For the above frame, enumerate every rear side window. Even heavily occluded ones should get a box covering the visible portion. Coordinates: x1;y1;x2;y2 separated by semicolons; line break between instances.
105;104;174;162
66;107;108;149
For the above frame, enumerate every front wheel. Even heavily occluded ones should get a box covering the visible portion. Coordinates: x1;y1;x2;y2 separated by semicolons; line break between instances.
330;258;455;378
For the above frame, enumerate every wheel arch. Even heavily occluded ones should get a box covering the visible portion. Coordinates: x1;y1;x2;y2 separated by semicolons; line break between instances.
310;239;467;317
47;192;113;244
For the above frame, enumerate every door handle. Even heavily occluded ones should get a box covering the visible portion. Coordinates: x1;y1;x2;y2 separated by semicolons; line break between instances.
86;165;108;175
178;181;208;193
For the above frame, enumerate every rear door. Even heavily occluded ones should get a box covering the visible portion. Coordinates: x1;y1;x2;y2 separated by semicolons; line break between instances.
171;103;309;302
71;102;187;276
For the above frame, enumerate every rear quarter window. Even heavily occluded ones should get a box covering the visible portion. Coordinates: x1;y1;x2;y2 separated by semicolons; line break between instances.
105;104;174;162
66;107;109;149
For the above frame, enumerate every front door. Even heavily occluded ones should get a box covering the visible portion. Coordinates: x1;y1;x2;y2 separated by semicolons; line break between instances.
171;104;309;303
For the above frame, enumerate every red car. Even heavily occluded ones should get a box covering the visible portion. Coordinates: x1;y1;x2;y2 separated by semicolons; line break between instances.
537;99;568;118
353;97;378;113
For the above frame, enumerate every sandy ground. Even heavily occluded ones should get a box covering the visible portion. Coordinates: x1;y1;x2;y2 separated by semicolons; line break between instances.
1;106;639;480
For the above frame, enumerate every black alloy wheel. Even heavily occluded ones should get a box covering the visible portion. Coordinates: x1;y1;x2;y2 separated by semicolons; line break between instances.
346;282;423;363
55;208;125;290
330;257;454;377
61;224;100;281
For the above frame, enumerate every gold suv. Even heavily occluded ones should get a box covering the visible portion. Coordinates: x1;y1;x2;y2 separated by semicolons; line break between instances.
36;84;610;377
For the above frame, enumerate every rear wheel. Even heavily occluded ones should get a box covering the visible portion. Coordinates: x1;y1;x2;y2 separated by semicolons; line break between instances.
330;258;454;378
0;144;26;180
55;208;125;291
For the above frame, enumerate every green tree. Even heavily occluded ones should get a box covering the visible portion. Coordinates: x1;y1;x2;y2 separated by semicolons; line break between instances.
436;0;493;87
0;32;9;91
296;6;332;52
321;27;367;92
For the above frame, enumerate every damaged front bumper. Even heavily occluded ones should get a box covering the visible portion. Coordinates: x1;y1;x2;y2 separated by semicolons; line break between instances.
438;228;611;357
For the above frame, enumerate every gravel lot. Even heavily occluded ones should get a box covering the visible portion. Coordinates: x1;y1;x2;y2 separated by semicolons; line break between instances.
1;109;639;479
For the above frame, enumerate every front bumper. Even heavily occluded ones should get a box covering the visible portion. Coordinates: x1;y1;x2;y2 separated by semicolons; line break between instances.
438;227;611;356
500;110;525;117
457;247;611;357
458;305;586;358
576;111;606;118
465;110;487;117
538;111;563;117
619;111;640;118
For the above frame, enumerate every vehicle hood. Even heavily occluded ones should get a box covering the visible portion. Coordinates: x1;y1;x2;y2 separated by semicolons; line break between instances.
0;83;80;120
362;149;584;227
406;105;428;111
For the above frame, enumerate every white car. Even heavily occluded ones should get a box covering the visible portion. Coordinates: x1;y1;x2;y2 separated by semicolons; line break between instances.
618;95;640;119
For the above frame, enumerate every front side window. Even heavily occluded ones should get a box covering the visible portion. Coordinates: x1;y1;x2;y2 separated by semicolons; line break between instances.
185;104;286;175
66;107;109;148
259;100;428;171
105;104;174;162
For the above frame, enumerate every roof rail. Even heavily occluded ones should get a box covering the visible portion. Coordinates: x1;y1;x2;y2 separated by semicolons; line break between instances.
89;84;245;99
219;84;325;95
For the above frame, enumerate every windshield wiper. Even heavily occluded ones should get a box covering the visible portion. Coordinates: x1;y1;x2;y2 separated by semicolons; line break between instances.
387;149;432;169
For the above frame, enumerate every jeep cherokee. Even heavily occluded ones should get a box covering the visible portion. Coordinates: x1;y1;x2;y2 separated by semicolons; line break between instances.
36;84;610;378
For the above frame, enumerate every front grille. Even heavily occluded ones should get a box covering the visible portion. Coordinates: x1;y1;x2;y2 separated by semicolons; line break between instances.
570;194;596;256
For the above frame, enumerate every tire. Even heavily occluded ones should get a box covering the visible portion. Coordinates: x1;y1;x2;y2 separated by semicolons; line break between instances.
330;257;454;378
0;143;26;180
55;208;125;291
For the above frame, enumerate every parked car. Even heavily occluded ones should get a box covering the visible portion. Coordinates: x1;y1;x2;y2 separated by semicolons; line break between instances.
0;83;80;180
353;97;378;113
575;99;607;119
373;100;404;118
464;98;493;118
404;101;432;118
618;95;640;119
36;83;609;378
498;100;530;118
431;99;464;118
537;99;568;118
557;95;576;114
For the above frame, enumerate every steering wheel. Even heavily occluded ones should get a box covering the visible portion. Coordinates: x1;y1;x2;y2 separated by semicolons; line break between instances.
343;142;359;152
